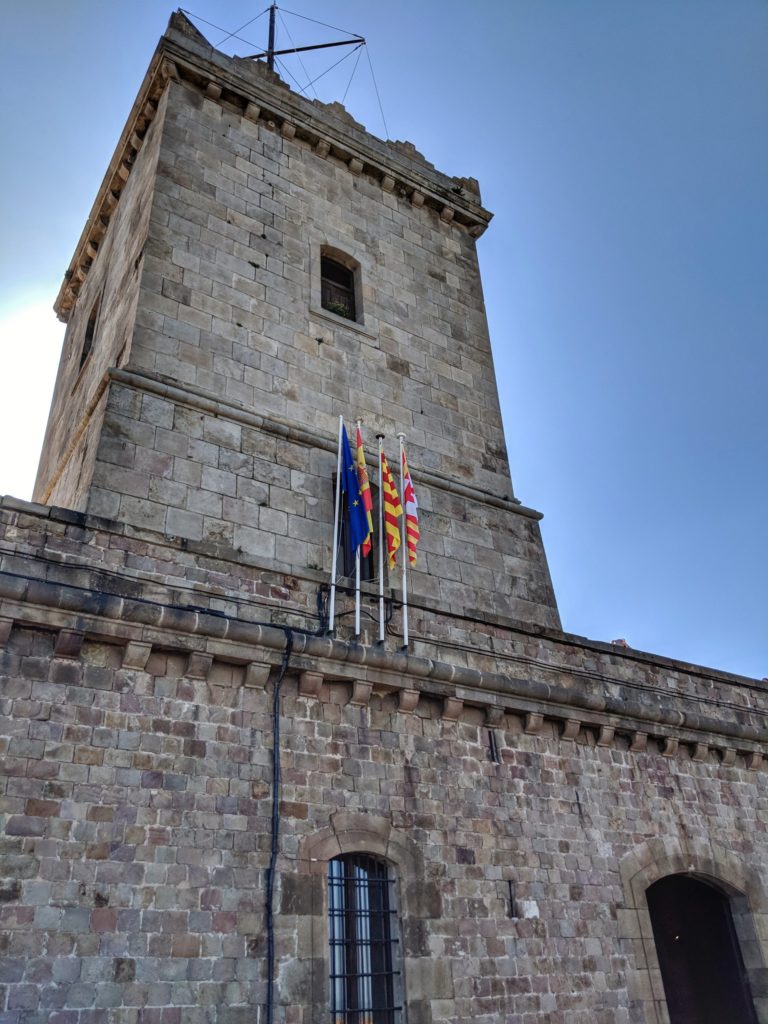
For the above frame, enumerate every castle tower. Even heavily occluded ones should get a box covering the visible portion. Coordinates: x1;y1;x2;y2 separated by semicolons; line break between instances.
34;11;560;634
3;12;766;1024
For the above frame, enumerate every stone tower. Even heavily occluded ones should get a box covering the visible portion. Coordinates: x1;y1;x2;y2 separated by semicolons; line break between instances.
2;12;768;1024
34;12;559;634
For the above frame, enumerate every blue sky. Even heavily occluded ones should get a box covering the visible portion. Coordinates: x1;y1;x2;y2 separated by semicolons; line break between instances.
1;1;766;678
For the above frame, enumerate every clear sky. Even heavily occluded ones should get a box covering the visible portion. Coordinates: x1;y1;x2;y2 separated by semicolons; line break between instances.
1;1;766;679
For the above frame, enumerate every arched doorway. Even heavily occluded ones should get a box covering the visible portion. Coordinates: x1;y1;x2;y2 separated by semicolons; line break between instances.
647;874;758;1024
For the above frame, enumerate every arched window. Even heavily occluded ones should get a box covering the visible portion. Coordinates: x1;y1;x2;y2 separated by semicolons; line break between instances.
328;853;401;1023
321;254;356;321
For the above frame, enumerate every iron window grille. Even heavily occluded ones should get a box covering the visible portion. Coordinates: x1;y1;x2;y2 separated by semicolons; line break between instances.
321;256;356;321
328;854;401;1024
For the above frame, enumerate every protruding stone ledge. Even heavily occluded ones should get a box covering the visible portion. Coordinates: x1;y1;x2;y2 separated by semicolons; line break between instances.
748;752;763;771
349;680;373;707
281;120;296;139
122;641;152;671
661;737;679;758
691;742;709;762
524;712;544;736
244;662;271;688
561;719;581;741
298;671;323;698
440;206;454;223
205;81;222;100
399;689;420;714
0;617;12;648
630;731;648;752
244;101;261;122
719;748;736;767
315;139;330;158
185;652;213;680
485;706;505;727
442;697;463;721
597;725;615;747
54;630;85;660
411;190;425;207
348;157;363;175
381;174;395;192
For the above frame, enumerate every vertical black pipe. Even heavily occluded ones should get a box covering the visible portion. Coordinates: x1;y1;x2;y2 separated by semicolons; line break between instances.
267;4;277;72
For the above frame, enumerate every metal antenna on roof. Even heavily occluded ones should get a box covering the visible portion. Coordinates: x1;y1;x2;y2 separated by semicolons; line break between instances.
246;3;365;66
267;4;277;72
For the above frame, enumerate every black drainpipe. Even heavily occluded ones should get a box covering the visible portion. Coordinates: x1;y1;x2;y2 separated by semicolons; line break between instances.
264;627;294;1024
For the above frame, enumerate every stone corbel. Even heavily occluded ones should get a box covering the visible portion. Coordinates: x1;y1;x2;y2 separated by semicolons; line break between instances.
85;241;99;261
315;139;330;158
116;161;131;183
205;81;222;100
630;731;648;752
398;689;420;714
244;662;271;688
661;737;678;758
561;718;580;741
54;630;85;660
597;725;615;747
122;641;152;671
349;680;372;707
129;131;144;153
719;748;736;767
299;671;323;698
691;743;709;762
281;121;297;139
244;102;261;122
524;712;543;735
0;617;12;649
381;175;395;192
747;752;763;771
185;652;213;681
348;157;363;175
442;697;463;721
410;190;425;207
484;706;505;727
440;206;454;223
161;60;179;82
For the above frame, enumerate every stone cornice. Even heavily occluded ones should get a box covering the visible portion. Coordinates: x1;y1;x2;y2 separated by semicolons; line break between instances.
0;558;766;765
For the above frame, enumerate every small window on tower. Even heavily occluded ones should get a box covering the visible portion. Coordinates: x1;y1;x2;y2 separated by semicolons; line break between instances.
321;255;356;321
79;298;100;370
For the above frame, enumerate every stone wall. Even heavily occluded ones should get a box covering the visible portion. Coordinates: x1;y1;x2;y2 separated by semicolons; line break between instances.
33;90;169;512
1;498;767;1023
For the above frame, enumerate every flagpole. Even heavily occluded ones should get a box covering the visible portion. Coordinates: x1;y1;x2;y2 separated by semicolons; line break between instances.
376;434;385;645
354;419;365;641
328;415;344;635
397;432;409;650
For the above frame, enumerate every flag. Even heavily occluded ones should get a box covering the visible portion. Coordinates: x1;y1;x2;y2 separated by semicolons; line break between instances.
380;452;402;569
355;426;374;558
401;446;420;566
340;424;370;554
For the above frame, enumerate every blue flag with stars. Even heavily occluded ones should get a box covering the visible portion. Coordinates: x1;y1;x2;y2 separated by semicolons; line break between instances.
340;423;370;554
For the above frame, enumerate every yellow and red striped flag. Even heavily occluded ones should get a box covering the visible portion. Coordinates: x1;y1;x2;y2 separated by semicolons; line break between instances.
401;446;419;566
355;425;374;558
380;452;402;569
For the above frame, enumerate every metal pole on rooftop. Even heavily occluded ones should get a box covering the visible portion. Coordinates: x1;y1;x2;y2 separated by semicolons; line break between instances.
267;4;277;72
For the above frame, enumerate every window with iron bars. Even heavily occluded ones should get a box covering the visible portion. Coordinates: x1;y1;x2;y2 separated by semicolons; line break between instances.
328;854;402;1024
321;255;356;321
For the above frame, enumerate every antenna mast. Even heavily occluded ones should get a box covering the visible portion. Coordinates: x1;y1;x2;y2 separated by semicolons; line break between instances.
267;4;277;72
245;6;365;67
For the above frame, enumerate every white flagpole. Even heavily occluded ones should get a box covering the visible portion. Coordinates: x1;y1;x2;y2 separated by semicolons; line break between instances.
328;415;344;635
397;432;409;649
354;550;361;639
376;434;385;644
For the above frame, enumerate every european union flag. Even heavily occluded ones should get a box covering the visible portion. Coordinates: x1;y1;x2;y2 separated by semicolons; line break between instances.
340;424;370;554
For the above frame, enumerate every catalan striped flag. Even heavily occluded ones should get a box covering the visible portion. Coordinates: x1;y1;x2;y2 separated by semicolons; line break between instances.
380;452;402;569
355;425;374;558
401;446;419;566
